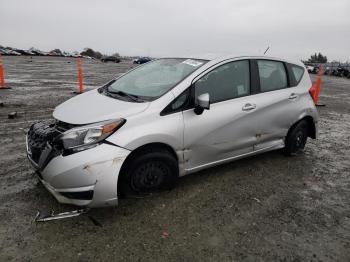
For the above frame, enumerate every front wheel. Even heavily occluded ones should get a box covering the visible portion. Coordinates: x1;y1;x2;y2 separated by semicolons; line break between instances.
284;120;309;156
119;150;178;196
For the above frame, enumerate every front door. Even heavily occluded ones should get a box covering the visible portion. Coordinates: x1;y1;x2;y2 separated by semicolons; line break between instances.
183;59;258;172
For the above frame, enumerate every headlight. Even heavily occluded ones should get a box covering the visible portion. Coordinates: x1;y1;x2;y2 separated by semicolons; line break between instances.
60;119;125;150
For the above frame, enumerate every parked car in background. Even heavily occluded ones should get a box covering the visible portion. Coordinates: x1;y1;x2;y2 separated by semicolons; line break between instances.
312;66;320;74
0;48;21;56
323;67;330;75
101;56;121;63
306;65;314;73
29;48;46;56
133;57;152;64
26;55;318;208
334;66;350;77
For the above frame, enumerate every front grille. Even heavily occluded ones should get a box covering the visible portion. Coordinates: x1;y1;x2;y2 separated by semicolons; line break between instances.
28;122;52;163
27;120;81;169
27;120;62;167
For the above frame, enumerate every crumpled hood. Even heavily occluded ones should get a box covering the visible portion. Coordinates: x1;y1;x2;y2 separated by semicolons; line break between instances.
53;89;150;124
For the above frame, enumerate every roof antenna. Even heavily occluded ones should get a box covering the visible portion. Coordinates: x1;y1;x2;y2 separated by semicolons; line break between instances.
263;46;270;55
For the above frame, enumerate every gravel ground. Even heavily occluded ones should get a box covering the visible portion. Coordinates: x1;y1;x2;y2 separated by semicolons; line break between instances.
0;56;349;262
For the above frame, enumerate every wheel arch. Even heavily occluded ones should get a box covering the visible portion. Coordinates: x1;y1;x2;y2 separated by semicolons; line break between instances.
118;142;179;192
288;115;316;139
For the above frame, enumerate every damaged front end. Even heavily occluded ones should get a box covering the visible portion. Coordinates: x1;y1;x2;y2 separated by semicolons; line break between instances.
26;119;130;208
26;120;75;171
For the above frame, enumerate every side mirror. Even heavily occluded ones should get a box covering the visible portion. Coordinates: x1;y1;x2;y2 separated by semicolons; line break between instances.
194;93;210;115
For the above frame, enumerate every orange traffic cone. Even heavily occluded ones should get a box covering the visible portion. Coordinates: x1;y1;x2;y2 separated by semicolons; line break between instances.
78;57;84;94
73;57;84;94
313;65;325;107
0;54;11;90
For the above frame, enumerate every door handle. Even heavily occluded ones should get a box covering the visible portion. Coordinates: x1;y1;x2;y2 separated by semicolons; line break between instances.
289;93;298;100
242;103;256;111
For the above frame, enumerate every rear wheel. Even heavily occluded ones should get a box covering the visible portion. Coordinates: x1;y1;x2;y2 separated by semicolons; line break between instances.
119;149;178;196
284;120;309;156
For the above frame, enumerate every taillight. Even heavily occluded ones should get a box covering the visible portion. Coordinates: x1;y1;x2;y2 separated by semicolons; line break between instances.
309;85;316;101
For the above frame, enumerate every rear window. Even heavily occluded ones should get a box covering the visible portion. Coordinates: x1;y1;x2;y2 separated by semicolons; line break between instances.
291;65;304;83
257;60;288;92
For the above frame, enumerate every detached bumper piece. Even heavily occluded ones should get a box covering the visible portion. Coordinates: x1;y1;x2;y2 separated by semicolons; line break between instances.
35;208;89;222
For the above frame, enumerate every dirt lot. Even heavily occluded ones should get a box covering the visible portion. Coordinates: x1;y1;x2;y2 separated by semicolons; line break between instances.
0;56;349;261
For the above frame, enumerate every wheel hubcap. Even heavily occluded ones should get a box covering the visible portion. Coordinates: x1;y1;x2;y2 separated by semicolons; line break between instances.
131;161;168;191
295;131;305;149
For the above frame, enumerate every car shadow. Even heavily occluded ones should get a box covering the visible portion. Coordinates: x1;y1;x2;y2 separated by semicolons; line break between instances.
30;148;311;227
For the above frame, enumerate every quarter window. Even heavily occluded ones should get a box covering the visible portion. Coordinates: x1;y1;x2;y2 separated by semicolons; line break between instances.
195;60;250;103
291;65;304;83
171;89;190;111
257;60;288;92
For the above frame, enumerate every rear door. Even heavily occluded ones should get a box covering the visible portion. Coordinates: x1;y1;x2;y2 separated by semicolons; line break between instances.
251;59;302;150
182;59;258;172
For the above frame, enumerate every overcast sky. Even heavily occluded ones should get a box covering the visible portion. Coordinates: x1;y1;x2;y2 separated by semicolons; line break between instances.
1;0;349;61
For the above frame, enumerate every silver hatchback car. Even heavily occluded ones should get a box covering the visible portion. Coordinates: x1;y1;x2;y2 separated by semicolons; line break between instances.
26;55;318;207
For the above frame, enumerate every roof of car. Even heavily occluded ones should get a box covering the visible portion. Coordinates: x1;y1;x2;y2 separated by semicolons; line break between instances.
184;53;304;67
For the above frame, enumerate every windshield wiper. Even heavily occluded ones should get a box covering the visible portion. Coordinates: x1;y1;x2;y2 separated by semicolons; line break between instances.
107;89;144;102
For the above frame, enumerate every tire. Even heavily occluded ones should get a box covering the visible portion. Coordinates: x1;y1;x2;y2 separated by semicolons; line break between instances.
284;120;309;156
119;149;178;196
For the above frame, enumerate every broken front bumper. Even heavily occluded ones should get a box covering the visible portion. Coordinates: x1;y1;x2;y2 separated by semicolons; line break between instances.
26;136;130;208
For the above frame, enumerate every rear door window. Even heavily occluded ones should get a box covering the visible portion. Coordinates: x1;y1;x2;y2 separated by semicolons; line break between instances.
257;60;288;92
